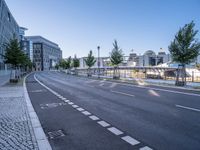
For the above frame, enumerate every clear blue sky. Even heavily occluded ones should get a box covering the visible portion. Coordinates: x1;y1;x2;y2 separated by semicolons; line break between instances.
5;0;200;58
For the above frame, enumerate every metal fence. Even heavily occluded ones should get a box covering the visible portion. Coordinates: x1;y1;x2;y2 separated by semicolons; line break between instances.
76;67;200;83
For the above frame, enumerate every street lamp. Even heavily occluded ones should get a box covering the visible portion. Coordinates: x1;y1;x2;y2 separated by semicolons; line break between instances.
97;46;100;78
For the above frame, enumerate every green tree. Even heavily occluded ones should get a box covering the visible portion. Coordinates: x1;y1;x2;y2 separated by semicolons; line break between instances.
55;64;59;70
110;40;124;79
4;36;25;68
4;36;27;80
84;50;96;76
66;56;72;69
73;55;80;75
169;21;200;86
59;59;68;69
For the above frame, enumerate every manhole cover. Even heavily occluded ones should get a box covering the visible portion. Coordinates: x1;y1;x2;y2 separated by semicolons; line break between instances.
40;102;67;109
48;130;65;139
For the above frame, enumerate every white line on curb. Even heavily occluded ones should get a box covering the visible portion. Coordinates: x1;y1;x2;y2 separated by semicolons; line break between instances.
176;104;200;112
121;136;140;146
107;127;123;135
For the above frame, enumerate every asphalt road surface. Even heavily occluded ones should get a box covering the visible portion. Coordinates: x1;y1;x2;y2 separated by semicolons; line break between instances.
26;71;200;150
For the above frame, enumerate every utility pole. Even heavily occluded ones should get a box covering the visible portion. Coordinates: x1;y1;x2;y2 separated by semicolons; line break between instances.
97;46;100;78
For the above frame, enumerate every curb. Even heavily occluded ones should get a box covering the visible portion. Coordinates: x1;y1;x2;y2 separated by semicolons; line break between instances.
23;73;52;150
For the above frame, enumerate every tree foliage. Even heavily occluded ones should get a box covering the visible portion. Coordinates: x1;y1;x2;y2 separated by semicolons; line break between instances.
110;40;124;66
84;50;96;68
66;56;72;69
73;55;80;68
59;59;68;69
169;21;200;64
168;21;200;86
4;36;26;68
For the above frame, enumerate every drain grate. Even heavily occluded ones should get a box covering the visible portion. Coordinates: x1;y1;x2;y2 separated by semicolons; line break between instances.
40;102;67;109
48;130;65;139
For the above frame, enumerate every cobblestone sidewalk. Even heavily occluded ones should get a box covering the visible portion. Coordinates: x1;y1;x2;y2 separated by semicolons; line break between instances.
0;85;38;150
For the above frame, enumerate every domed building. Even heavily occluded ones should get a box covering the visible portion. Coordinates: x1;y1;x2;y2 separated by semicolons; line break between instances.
137;50;171;67
144;50;156;56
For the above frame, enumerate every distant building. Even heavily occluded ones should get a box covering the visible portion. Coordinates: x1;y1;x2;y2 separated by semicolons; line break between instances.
135;50;171;67
21;38;33;62
26;36;62;71
19;27;33;62
79;57;110;69
0;0;20;71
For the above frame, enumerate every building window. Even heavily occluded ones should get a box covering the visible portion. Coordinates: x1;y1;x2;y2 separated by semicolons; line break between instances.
7;12;11;22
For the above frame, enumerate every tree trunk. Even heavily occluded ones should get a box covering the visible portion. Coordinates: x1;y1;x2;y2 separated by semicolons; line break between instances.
175;64;186;86
113;66;120;79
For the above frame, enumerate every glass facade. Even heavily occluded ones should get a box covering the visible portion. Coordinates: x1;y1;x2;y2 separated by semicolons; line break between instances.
0;0;19;71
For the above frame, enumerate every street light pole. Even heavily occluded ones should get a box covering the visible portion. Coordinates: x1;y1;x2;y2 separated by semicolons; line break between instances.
97;46;100;78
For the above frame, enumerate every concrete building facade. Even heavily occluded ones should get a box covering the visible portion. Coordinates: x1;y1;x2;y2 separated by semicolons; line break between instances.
26;36;62;71
0;0;19;71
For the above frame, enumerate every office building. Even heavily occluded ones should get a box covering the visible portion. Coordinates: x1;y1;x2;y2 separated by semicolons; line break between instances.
26;36;62;71
0;0;20;71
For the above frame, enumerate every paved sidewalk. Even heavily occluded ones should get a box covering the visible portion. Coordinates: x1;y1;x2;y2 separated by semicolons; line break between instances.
0;84;38;150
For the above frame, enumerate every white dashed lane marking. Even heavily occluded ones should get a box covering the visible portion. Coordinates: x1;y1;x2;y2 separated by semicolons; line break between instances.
176;104;200;112
97;121;110;127
68;102;74;105
82;111;91;116
72;105;79;108
77;108;84;111
140;146;153;150
107;127;123;135
121;136;140;146
89;115;99;121
111;90;135;97
34;74;153;149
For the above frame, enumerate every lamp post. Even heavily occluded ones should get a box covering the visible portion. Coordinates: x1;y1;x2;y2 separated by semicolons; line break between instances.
97;46;100;78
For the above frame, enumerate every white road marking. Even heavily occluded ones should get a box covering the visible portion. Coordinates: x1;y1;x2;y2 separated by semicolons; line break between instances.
30;89;45;93
104;80;200;97
82;111;91;115
140;146;153;150
97;121;110;127
77;108;84;111
72;105;79;108
34;74;151;148
107;127;123;135
148;89;160;97
89;115;99;121
68;102;74;105
110;83;117;88
176;105;200;112
111;90;135;97
121;136;140;146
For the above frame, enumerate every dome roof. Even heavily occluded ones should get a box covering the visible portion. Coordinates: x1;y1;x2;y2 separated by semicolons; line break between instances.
144;50;156;56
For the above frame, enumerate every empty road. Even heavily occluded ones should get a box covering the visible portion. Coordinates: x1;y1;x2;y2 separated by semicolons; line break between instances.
26;71;200;150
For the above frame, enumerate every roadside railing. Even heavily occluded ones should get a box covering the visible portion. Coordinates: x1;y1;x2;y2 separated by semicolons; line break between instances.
74;67;200;83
